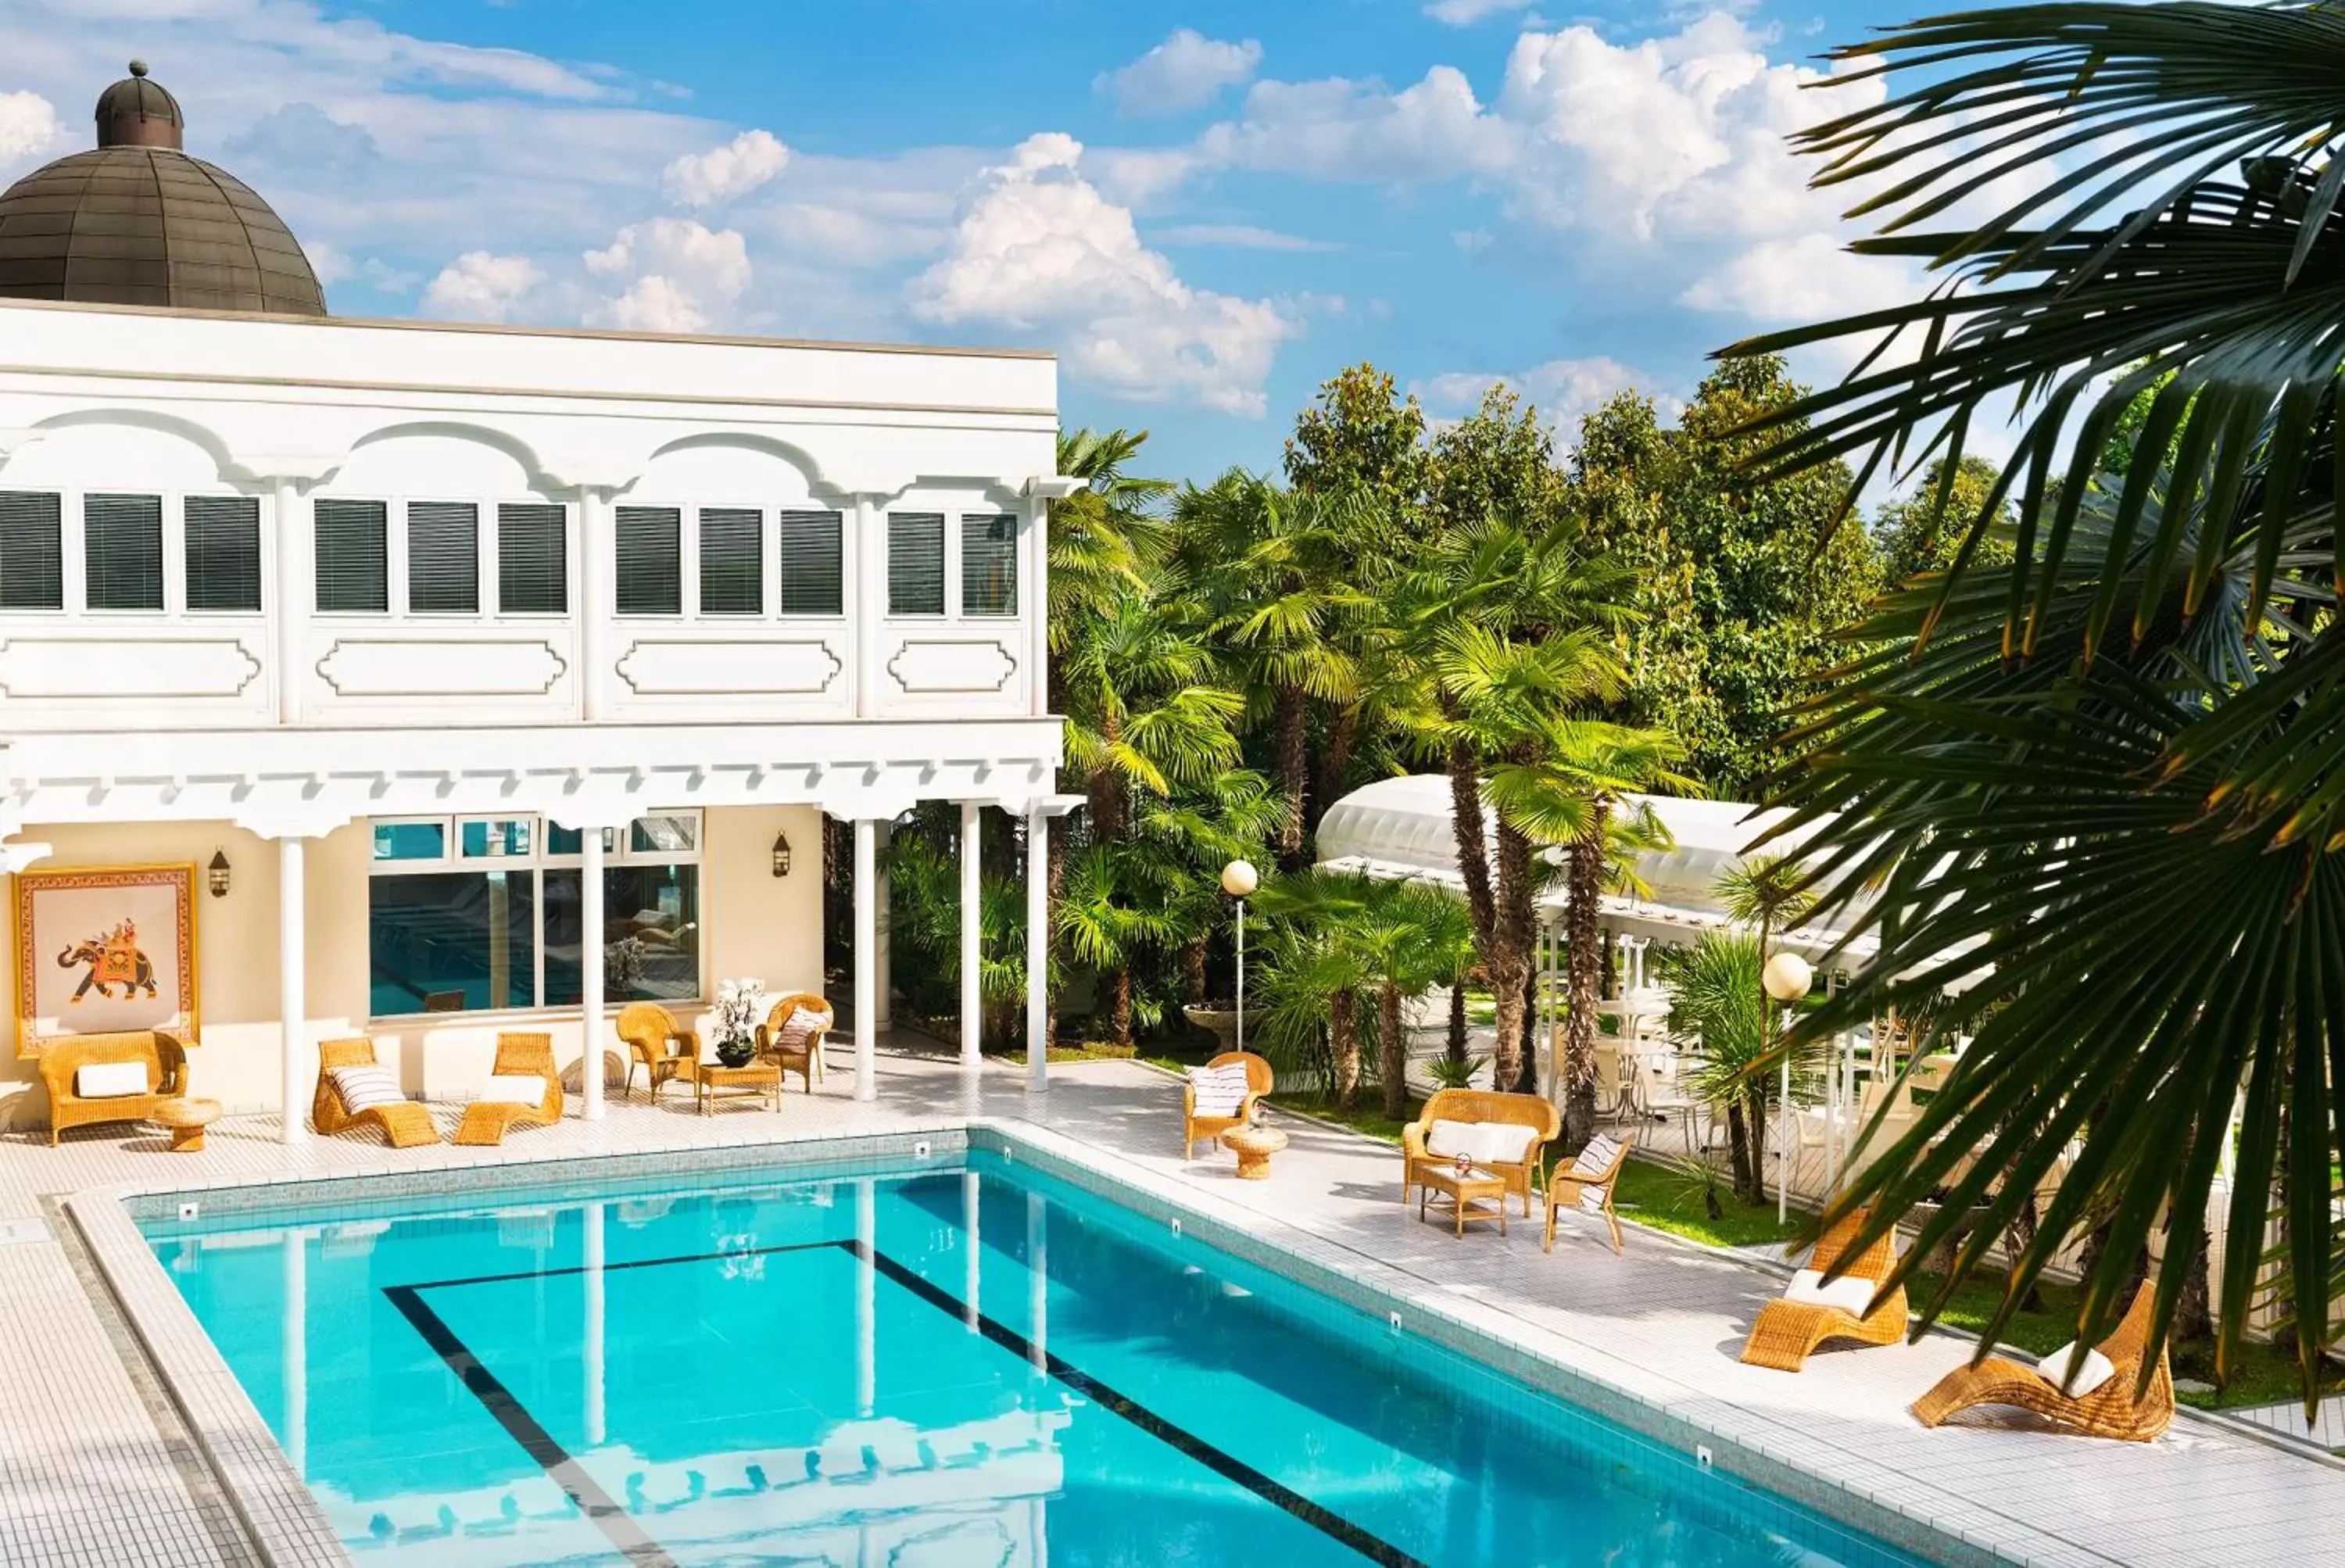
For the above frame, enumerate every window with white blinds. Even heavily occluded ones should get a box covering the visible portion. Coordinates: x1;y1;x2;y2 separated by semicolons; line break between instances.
888;511;945;616
497;503;567;614
615;506;682;615
777;509;843;616
407;500;480;614
184;496;262;612
84;492;165;610
0;491;63;610
698;507;762;615
961;513;1019;617
315;499;388;613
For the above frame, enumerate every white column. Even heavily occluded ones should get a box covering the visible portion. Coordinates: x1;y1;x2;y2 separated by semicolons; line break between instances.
1026;805;1049;1096
872;820;893;1032
854;496;882;719
281;1230;306;1477
1028;495;1050;718
580;825;606;1121
279;836;308;1145
855;1179;877;1416
577;486;607;721
853;818;879;1102
272;477;303;725
960;802;983;1069
583;1201;606;1448
962;1170;982;1333
1026;1189;1047;1371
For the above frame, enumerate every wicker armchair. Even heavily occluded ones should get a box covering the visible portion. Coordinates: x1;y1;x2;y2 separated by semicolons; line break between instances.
39;1031;188;1146
1544;1132;1634;1254
453;1033;563;1147
1402;1088;1560;1218
1740;1208;1909;1371
313;1037;439;1147
1183;1051;1273;1158
1912;1280;2173;1441
615;1002;696;1103
755;992;835;1094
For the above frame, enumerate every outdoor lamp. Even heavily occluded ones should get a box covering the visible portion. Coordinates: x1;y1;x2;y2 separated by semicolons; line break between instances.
771;831;792;879
207;850;230;899
1220;859;1258;897
1762;950;1813;1002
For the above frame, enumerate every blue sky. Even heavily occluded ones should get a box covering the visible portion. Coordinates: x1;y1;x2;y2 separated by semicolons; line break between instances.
0;0;1920;485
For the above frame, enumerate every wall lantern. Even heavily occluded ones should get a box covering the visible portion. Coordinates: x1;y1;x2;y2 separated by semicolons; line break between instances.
207;850;231;899
771;831;793;879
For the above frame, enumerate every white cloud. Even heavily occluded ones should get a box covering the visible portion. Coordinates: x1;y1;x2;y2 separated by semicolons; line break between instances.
1155;224;1336;252
662;128;789;208
911;132;1300;415
1097;30;1262;116
584;216;751;332
1419;356;1681;435
1423;0;1537;25
1681;232;1910;322
420;252;545;322
1199;66;1518;184
0;90;60;165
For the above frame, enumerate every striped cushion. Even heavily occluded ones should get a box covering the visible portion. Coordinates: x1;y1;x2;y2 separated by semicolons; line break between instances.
772;1006;826;1053
1571;1133;1624;1180
1187;1062;1252;1119
331;1065;403;1113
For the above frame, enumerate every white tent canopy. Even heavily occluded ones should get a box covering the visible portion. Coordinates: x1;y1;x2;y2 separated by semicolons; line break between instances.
1314;773;1880;966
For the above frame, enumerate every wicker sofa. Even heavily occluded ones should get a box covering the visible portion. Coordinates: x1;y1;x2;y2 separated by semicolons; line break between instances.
39;1030;190;1145
1402;1087;1561;1218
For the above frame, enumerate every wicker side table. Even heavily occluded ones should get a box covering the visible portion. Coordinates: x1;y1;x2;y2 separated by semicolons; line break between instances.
1223;1123;1288;1180
1416;1163;1509;1237
695;1060;782;1115
150;1097;221;1154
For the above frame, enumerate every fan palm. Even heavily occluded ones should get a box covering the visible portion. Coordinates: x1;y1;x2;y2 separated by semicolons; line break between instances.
1352;880;1480;1119
1251;871;1380;1107
1058;593;1244;839
1724;2;2345;1396
1056;842;1180;1050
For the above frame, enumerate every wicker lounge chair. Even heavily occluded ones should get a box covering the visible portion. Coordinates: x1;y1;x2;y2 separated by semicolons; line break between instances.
313;1037;439;1147
453;1033;563;1147
39;1031;190;1145
1544;1132;1635;1253
1183;1051;1272;1158
1740;1207;1909;1371
1911;1280;2173;1441
755;992;835;1094
615;1002;697;1103
1402;1088;1560;1218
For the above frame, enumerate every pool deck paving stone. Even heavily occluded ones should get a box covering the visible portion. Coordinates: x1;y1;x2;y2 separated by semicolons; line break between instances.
0;1045;2340;1566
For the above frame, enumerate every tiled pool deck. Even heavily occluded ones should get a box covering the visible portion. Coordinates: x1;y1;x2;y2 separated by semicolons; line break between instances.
5;1047;2343;1567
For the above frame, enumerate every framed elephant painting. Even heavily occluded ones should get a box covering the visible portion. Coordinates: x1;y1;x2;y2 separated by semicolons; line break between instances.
13;864;199;1056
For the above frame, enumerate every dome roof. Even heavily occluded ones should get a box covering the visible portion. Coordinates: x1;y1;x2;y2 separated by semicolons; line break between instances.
0;62;326;316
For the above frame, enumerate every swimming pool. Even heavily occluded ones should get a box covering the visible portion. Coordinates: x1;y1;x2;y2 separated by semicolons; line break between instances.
142;1145;1929;1567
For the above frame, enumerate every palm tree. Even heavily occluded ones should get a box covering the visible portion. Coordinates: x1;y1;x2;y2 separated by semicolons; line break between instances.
1663;931;1828;1205
1055;842;1178;1050
1058;594;1244;839
1253;870;1380;1108
1126;771;1291;1005
1724;0;2345;1399
1352;880;1479;1119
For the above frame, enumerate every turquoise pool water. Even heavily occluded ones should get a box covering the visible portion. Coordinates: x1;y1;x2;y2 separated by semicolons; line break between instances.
145;1149;1929;1567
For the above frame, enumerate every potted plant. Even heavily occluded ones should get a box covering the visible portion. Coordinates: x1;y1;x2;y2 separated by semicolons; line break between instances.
711;978;765;1069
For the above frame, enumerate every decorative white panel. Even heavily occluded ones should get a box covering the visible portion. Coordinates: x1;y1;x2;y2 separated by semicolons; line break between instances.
0;635;260;698
320;430;535;496
0;420;225;490
315;638;566;696
636;437;817;497
615;639;843;695
888;638;1016;694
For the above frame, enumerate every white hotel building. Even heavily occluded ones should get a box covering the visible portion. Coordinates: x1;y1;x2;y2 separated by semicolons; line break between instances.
0;65;1072;1137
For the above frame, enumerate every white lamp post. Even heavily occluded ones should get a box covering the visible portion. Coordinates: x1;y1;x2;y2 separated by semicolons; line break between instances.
1763;950;1813;1224
1221;860;1258;1054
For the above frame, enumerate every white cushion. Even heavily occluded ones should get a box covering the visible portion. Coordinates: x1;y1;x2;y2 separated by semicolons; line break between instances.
1785;1268;1876;1316
2036;1341;2117;1398
1187;1063;1251;1119
1424;1118;1481;1158
74;1061;147;1099
1473;1122;1539;1165
1571;1133;1624;1180
481;1073;546;1107
330;1065;403;1113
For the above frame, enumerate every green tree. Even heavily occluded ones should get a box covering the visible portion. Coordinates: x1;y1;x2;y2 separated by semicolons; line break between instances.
1873;456;2017;585
1352;880;1478;1119
1283;362;1430;517
1728;0;2345;1402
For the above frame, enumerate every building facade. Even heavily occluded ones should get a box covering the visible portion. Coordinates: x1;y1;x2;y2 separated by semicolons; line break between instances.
0;295;1070;1133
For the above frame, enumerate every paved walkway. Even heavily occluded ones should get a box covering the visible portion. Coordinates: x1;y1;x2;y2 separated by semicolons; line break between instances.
4;1049;2343;1566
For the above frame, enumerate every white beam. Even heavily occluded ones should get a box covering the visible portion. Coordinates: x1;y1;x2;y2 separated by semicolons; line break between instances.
278;835;307;1145
961;801;983;1069
872;819;893;1031
270;476;303;725
583;1200;606;1448
854;494;882;719
854;817;879;1103
580;824;606;1121
577;486;608;721
1026;804;1048;1096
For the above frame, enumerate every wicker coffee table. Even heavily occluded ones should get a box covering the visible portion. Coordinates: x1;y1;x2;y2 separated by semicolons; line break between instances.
695;1059;782;1115
1417;1163;1509;1237
1223;1123;1287;1180
151;1097;221;1154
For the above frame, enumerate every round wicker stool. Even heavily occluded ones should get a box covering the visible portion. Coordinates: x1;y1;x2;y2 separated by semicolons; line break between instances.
1223;1123;1288;1180
151;1097;221;1154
